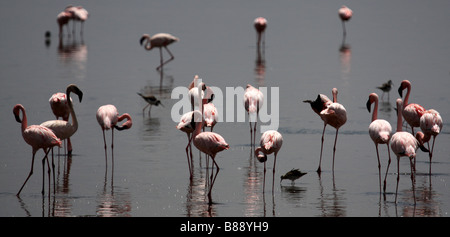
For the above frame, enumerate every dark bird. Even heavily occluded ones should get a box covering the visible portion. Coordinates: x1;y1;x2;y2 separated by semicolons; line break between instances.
280;169;307;184
137;93;163;115
376;80;393;100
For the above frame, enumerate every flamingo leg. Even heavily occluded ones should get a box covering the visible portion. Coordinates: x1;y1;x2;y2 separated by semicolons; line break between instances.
375;144;382;196
429;136;436;174
102;129;107;167
67;137;72;155
395;156;400;203
111;128;115;170
186;134;193;178
317;123;327;174
410;158;416;205
272;153;277;192
383;144;392;196
263;161;267;193
332;128;339;174
156;46;175;70
17;151;37;196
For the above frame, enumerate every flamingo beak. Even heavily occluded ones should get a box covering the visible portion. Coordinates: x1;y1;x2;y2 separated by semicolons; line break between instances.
366;98;372;113
139;36;145;46
14;113;22;123
398;86;403;98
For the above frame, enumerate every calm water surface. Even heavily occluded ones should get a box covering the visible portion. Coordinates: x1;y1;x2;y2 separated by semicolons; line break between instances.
1;0;450;217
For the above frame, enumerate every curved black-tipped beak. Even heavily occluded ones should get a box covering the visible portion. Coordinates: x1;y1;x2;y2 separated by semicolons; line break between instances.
398;86;403;98
139;36;145;45
366;98;371;113
114;125;129;131
14;114;22;123
256;154;267;163
419;144;429;153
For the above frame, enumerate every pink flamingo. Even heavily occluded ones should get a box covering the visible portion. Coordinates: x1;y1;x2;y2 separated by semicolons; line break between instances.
41;84;83;156
66;6;88;36
244;84;264;146
96;105;133;167
419;109;443;173
304;88;347;174
398;80;426;135
338;5;353;36
140;33;179;70
254;17;267;48
203;102;218;132
191;82;229;203
13;104;62;196
57;10;73;37
390;98;426;204
254;130;283;192
188;75;214;111
366;93;392;195
49;92;72;153
176;110;198;178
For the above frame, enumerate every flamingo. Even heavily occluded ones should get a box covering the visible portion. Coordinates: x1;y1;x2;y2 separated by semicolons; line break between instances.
96;105;133;167
65;5;88;36
188;75;214;111
398;80;426;135
419;109;443;173
137;93;163;116
366;93;392;195
49;92;72;153
390;98;427;204
57;10;73;37
13;104;62;196
254;130;283;192
304;88;347;174
140;33;179;70
41;84;83;156
254;17;267;48
244;84;264;146
203;102;218;132
191;82;229;203
176;110;199;178
338;5;353;36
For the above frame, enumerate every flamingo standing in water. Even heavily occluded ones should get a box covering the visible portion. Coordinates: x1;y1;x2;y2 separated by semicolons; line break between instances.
13;104;62;196
66;6;88;36
49;92;72;153
203;102;218;132
254;130;283;192
338;5;353;37
244;84;264;146
254;17;267;48
366;93;392;195
419;109;443;173
140;33;179;70
41;84;83;156
57;10;73;37
191;82;229;203
390;98;427;204
304;88;347;174
176;110;198;178
398;80;426;135
96;105;133;168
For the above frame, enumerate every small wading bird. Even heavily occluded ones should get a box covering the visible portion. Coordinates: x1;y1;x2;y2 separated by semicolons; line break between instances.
244;84;264;146
304;88;347;174
366;93;392;195
137;93;163;116
390;98;428;204
398;80;426;135
338;5;353;37
13;104;62;196
255;130;283;192
96;105;133;168
41;84;83;156
377;80;393;100
254;17;267;48
280;169;307;184
140;33;179;70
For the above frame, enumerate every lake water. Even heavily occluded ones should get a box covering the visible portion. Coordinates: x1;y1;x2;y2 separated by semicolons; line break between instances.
1;0;450;217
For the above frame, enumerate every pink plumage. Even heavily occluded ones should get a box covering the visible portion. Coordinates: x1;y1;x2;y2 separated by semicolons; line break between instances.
398;80;426;134
254;130;283;192
13;104;62;196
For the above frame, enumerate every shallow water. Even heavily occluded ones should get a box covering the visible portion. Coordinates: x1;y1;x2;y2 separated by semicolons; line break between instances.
1;0;450;217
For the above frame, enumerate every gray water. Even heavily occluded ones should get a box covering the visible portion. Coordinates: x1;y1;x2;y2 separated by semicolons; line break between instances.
1;0;450;217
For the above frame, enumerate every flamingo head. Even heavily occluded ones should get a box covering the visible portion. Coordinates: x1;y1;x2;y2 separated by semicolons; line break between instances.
254;147;267;163
66;84;83;103
366;93;378;113
140;34;152;49
115;113;133;131
13;104;23;123
397;80;410;98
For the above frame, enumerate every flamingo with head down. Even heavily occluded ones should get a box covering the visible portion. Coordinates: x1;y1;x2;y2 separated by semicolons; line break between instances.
96;104;133;167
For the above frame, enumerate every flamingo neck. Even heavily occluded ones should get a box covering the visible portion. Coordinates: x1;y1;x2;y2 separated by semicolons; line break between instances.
372;97;378;122
396;101;403;132
115;113;132;130
19;107;28;133
66;89;78;131
332;88;338;103
403;83;411;107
